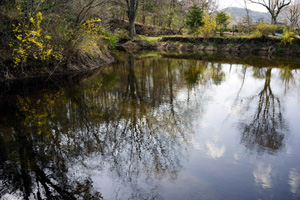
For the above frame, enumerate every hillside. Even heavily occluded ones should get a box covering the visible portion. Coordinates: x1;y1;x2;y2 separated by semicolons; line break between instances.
223;7;284;24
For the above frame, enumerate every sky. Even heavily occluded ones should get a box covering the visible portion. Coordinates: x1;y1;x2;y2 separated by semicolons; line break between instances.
218;0;268;12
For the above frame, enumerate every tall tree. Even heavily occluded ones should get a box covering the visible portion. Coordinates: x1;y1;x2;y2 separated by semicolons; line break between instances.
248;0;292;24
126;0;140;38
182;0;218;13
216;12;230;36
283;0;300;28
186;4;204;32
243;0;252;34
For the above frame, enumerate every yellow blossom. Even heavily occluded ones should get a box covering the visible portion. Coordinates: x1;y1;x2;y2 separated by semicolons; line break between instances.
16;35;22;40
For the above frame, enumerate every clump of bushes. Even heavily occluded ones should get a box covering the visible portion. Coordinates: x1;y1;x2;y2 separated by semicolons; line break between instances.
198;10;216;39
1;1;117;70
275;26;285;34
251;22;277;38
116;29;130;40
281;27;295;45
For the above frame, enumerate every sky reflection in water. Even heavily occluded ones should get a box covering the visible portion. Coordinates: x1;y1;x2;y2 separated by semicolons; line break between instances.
0;53;300;200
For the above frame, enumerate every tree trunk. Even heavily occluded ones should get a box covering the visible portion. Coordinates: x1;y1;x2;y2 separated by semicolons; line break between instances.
129;17;136;38
126;0;140;38
142;0;145;24
271;15;277;24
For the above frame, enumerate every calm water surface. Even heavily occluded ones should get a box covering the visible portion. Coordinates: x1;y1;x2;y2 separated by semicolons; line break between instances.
1;53;300;200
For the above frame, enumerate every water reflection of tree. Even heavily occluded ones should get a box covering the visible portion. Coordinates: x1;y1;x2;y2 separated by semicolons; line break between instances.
0;57;196;199
184;61;225;88
0;91;103;200
279;65;296;95
239;67;286;155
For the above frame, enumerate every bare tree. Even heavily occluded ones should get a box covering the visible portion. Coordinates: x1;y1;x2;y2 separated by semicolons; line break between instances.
283;0;300;28
74;0;109;27
248;0;292;24
126;0;140;38
182;0;218;13
243;0;252;34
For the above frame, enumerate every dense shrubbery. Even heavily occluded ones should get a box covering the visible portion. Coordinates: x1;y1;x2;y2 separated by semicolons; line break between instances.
281;27;295;45
275;26;285;34
198;10;216;39
0;0;116;70
251;22;277;38
117;29;130;40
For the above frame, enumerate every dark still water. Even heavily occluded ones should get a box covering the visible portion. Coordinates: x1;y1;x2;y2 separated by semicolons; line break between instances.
1;53;300;200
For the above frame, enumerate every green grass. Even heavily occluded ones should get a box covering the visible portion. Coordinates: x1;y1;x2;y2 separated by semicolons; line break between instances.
138;52;159;59
137;35;162;45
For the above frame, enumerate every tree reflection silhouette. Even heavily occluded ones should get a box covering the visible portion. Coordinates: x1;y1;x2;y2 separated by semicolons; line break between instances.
0;56;195;199
0;87;106;199
239;68;286;155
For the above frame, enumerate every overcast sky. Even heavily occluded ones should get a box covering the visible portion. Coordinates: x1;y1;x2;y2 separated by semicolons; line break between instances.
218;0;268;12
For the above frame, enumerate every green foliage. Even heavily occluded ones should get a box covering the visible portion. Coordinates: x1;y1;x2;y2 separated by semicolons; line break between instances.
216;12;230;36
251;30;263;38
137;35;162;46
281;27;295;45
102;30;118;49
184;64;202;87
186;4;204;33
251;22;277;38
117;29;130;40
216;12;230;26
275;26;285;34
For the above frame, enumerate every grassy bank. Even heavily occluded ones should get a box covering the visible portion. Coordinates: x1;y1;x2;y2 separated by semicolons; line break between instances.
120;35;300;55
158;36;300;54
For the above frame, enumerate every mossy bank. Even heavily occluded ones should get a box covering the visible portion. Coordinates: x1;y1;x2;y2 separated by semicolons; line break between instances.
120;36;300;55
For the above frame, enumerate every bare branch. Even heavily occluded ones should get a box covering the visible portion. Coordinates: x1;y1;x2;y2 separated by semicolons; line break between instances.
248;0;291;23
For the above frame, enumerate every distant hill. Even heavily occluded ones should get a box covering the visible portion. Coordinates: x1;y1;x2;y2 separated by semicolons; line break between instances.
223;7;272;24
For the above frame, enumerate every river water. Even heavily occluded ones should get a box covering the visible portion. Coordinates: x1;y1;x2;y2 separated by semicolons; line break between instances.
0;52;300;200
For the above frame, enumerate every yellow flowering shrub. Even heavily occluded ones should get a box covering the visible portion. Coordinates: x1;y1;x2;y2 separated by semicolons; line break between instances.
281;27;295;45
70;18;112;57
199;10;217;39
11;12;63;67
78;19;102;56
251;22;277;38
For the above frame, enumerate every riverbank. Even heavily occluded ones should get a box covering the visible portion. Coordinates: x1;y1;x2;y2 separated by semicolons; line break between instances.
0;49;114;81
3;35;300;81
119;36;300;55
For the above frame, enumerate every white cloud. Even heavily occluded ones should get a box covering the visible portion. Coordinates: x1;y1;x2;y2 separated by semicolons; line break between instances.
289;169;300;194
234;153;239;160
286;145;292;155
206;142;225;159
253;163;272;189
